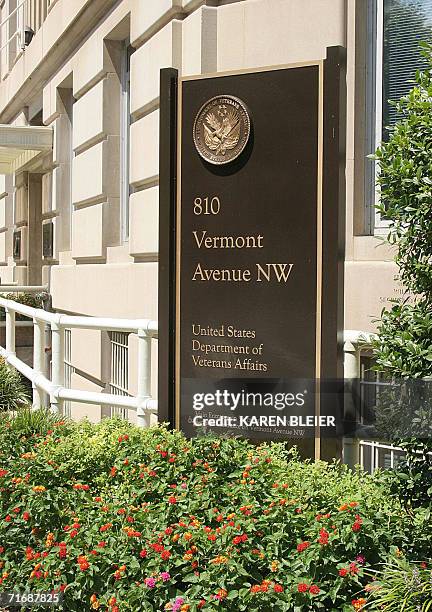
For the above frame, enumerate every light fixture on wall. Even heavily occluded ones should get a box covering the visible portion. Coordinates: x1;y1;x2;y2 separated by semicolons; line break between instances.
24;26;35;47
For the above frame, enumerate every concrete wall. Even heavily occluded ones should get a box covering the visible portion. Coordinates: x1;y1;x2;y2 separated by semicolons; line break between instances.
0;0;401;421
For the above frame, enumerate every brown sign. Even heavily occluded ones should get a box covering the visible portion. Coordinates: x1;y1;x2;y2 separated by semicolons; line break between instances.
158;48;346;454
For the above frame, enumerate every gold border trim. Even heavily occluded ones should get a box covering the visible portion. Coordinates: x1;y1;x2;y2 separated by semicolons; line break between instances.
180;60;323;83
175;76;183;430
314;61;324;460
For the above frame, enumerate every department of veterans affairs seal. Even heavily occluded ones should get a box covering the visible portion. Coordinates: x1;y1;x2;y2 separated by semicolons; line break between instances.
193;95;251;165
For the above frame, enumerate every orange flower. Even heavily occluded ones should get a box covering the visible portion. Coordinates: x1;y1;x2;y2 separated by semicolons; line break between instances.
211;555;228;564
77;556;90;571
45;533;55;548
352;598;367;610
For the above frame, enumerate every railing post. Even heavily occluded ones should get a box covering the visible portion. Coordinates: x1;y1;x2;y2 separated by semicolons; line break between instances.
342;338;360;468
20;0;26;50
50;319;64;415
5;307;16;356
32;318;46;409
136;328;152;428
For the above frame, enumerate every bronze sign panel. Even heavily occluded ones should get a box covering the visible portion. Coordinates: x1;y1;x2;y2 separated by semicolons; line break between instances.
158;48;346;457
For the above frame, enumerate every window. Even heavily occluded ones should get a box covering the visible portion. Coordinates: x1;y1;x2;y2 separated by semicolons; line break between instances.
109;331;130;419
120;44;131;242
382;0;432;134
366;0;432;232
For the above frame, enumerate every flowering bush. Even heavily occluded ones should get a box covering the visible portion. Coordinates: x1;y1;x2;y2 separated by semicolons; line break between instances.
0;414;430;611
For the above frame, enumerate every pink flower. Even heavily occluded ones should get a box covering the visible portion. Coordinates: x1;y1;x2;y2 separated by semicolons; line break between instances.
356;555;366;564
172;598;184;612
144;577;156;588
160;571;170;582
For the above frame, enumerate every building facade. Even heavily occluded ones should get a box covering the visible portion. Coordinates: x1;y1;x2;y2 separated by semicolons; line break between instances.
0;0;430;424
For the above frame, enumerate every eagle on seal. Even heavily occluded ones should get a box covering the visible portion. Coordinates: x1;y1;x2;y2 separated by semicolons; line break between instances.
203;107;241;155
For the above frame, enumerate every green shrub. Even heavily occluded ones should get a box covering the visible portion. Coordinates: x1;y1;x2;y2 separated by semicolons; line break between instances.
0;357;30;411
0;418;430;611
372;42;432;518
373;301;432;379
366;556;432;611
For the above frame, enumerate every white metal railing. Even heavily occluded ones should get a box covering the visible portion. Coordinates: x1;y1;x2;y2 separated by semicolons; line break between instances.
0;302;413;460
359;439;405;473
0;294;158;426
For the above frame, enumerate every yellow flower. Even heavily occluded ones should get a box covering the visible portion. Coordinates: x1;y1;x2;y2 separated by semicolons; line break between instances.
32;486;46;492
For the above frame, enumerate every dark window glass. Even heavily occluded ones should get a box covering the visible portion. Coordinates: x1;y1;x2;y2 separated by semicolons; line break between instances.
383;0;432;138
